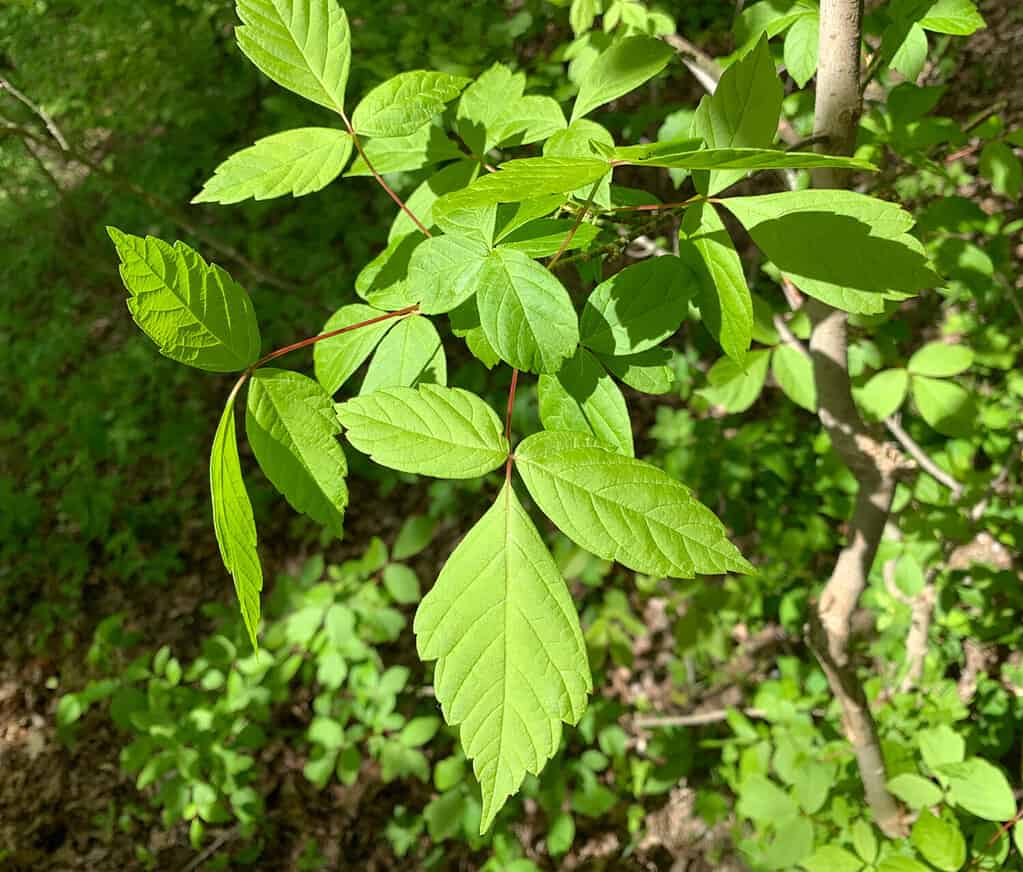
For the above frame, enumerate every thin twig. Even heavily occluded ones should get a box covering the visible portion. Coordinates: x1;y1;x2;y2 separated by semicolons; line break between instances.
633;706;825;729
773;314;808;356
0;76;68;149
180;825;238;872
884;416;963;497
548;178;602;268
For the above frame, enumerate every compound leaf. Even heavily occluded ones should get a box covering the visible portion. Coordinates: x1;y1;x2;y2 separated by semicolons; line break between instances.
314;304;399;395
360;315;446;395
352;70;470;138
193;127;352;204
516;430;753;577
107;228;261;372
408;235;490;314
436;157;610;211
211;394;263;649
336;383;508;478
414;481;590;832
236;0;351;113
246;369;348;536
572;36;675;122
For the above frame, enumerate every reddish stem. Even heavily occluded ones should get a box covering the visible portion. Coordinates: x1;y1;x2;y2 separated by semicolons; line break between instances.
548;179;602;269
504;368;519;481
602;194;706;213
342;114;432;238
251;305;418;370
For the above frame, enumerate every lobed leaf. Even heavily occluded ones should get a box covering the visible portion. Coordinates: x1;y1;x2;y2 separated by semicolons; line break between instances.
414;481;590;832
246;368;348;537
336;383;508;478
107;228;261;372
515;430;754;577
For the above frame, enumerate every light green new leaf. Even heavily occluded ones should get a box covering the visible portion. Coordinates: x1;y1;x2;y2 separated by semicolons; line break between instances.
235;0;351;113
477;248;579;374
545;119;615;207
598;348;675;394
719;190;939;314
616;145;875;172
891;23;928;80
361;315;446;395
415;481;590;832
571;36;675;122
449;299;501;369
336;384;508;478
346;124;462;177
355;234;422;310
784;12;819;88
691;35;783;195
908;342;974;377
611;134;702;163
246;369;348;537
516;430;753;577
733;0;816;57
939;758;1016;821
408;235;489;314
107;228;261;372
772;344;816;411
699;350;771;414
681;202;753;365
210;395;263;649
498;219;601;258
855;368;909;420
314;304;399;395
580;255;696;355
436;157;610;211
799;845;864;872
539;348;634;456
911;375;973;436
389;160;479;242
920;0;986;35
887;772;943;809
911;810;966;871
488;95;567;149
193;128;352;204
352;71;470;138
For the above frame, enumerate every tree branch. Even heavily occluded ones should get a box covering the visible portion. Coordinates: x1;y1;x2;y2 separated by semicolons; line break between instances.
806;0;907;838
884;416;963;498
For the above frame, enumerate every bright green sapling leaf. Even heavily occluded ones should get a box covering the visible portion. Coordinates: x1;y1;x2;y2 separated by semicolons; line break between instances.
107;228;261;372
476;248;579;373
887;772;943;808
355;234;422;310
545;118;615;207
691;35;784;194
911;810;966;871
784;12;819;88
907;342;974;377
856;368;909;420
498;219;601;258
313;304;399;395
408;235;490;313
719;190;939;314
414;481;591;833
800;844;863;872
733;0;816;56
939;758;1016;820
210;395;263;648
699;350;772;413
539;348;634;456
516;430;754;577
436;157;610;210
193;128;353;204
336;384;508;478
235;0;351;114
346;124;462;176
580;256;696;355
449;300;501;369
571;36;675;122
771;344;816;411
598;348;675;394
352;71;470;138
389;160;479;242
920;0;986;35
681;203;753;365
360;315;446;395
614;145;875;172
890;23;929;80
911;375;973;436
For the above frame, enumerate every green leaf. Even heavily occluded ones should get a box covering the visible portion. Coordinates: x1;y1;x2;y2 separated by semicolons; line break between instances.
579;256;696;355
516;430;753;577
360;315;446;395
539;348;634;456
681;202;753;365
547;812;575;856
210;395;263;649
399;716;440;747
355;233;422;311
352;71;470;138
616;146;875;172
424;791;466;841
544;118;615;207
392;515;436;560
313;304;400;395
691;35;784;195
476;247;579;374
979;141;1022;199
383;564;420;604
910;376;974;436
346;125;462;177
895;553;926;596
737;774;799;823
855;368;909;420
498;219;601;258
408;235;490;314
852;820;878;863
571;36;675;122
245;369;348;537
389;160;479;242
911;810;966;871
449;299;501;369
919;724;965;770
235;0;351;113
891;23;929;80
800;845;864;872
887;772;943;809
699;350;772;414
107;228;261;372
939;758;1016;821
435;157;610;211
784;13;819;88
920;0;986;35
193;127;352;204
598;348;675;394
718;190;938;314
772;345;816;411
876;859;930;872
734;0;815;56
414;482;591;832
336;383;508;478
908;341;974;377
